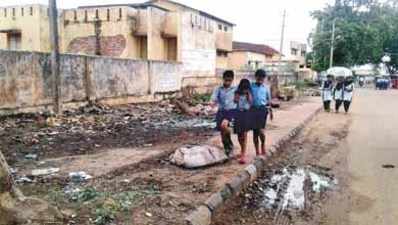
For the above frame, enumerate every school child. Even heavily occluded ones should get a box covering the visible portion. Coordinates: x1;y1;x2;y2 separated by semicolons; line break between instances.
321;75;334;112
343;76;354;113
251;69;271;157
211;70;236;157
233;79;253;164
334;77;345;113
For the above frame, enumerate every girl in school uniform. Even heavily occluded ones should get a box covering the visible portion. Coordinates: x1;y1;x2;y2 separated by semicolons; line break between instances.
343;76;354;113
321;75;334;112
233;79;253;164
334;77;345;113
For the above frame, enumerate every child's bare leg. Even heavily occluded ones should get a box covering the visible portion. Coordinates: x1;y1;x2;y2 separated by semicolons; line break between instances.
238;132;248;164
238;132;247;156
253;129;260;155
220;119;232;155
258;129;266;155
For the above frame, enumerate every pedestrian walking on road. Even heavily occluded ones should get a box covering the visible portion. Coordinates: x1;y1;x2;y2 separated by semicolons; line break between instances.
334;77;345;113
233;79;253;164
321;74;334;112
343;76;354;113
251;69;271;158
211;70;237;157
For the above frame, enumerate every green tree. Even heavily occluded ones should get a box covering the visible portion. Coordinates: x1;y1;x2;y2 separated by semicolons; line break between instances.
310;0;398;72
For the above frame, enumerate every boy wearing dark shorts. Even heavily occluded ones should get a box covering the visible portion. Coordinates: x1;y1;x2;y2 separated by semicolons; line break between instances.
211;70;236;157
251;69;271;156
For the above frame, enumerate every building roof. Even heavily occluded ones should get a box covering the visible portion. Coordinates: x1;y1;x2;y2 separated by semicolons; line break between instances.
78;0;234;26
147;0;235;26
78;2;170;12
233;42;280;56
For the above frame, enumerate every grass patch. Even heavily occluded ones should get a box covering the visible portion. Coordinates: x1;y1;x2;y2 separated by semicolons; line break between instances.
46;186;160;225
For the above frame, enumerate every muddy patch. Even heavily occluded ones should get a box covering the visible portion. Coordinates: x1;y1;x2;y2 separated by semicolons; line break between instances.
247;165;337;213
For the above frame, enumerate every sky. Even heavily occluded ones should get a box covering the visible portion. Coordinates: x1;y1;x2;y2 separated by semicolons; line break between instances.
0;0;334;54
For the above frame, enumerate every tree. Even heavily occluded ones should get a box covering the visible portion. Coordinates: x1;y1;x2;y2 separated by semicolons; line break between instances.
309;0;398;72
0;151;62;225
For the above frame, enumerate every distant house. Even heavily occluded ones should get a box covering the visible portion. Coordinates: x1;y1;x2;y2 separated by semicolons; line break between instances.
228;41;281;70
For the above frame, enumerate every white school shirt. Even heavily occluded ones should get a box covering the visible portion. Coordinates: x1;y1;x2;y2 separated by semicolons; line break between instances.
343;83;354;101
321;81;333;101
334;87;344;100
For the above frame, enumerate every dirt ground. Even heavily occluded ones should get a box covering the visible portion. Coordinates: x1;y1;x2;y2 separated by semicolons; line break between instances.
1;95;316;225
211;111;352;225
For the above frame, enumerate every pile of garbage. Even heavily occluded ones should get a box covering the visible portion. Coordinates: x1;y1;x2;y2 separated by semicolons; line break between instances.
244;165;337;212
0;98;217;165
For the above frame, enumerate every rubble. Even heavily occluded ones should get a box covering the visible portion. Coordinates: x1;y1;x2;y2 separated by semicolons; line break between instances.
0;99;216;165
69;171;93;183
31;167;60;176
245;165;337;212
170;145;228;169
25;154;38;160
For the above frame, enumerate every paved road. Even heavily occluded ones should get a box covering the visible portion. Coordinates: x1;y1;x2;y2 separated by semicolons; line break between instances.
348;89;398;225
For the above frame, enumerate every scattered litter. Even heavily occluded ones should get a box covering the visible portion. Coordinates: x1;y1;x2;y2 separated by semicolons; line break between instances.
25;154;38;160
143;143;153;147
145;212;153;217
170;145;227;169
16;176;33;183
382;164;395;169
10;168;18;174
69;171;93;182
31;167;60;176
122;179;130;183
259;166;337;211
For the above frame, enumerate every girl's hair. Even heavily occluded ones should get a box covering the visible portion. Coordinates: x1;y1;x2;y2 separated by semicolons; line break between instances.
236;79;251;94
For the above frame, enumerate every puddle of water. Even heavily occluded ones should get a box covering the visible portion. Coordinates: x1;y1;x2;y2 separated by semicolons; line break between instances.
261;166;337;211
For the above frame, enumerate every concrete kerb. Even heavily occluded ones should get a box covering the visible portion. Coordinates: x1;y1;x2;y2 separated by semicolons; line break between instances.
185;106;323;225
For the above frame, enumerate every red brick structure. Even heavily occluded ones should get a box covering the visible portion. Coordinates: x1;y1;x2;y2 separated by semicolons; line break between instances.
67;34;126;57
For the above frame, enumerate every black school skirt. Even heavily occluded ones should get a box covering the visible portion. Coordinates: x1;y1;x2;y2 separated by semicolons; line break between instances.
233;110;251;134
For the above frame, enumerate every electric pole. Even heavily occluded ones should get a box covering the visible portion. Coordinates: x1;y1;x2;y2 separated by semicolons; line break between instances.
279;9;286;60
49;0;61;115
329;18;336;68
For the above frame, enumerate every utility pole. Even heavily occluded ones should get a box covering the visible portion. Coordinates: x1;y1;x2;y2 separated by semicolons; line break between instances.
329;18;336;68
279;9;286;60
49;0;61;115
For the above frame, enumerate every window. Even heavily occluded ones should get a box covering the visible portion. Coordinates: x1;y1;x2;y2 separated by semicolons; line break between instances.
218;24;222;30
7;33;22;50
73;10;77;21
21;8;24;16
291;48;298;55
217;50;228;57
12;8;15;17
301;50;306;57
30;7;33;16
107;9;110;21
95;9;99;19
119;8;122;19
4;8;7;17
224;26;228;32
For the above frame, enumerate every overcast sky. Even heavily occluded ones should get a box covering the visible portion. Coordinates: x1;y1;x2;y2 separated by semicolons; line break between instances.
0;0;334;53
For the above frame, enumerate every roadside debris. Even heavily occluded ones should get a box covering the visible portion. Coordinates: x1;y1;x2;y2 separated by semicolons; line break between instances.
246;165;337;212
170;145;228;169
69;171;93;183
31;167;60;176
25;153;38;160
1;99;216;165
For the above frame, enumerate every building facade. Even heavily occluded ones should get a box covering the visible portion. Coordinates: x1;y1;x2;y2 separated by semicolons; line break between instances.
0;1;234;75
286;41;307;67
0;4;50;52
228;41;281;70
